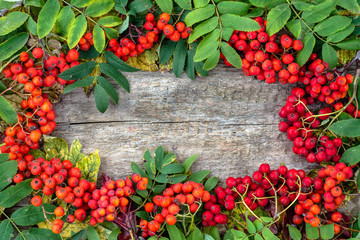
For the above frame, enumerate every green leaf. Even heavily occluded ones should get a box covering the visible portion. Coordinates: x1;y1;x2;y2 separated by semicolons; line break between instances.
222;28;233;41
157;174;188;184
194;29;220;62
188;17;219;43
286;19;302;39
154;146;164;170
161;152;176;167
261;228;279;240
63;76;95;94
0;161;17;191
105;51;140;72
108;228;121;240
341;144;360;165
339;112;353;120
0;95;18;124
128;0;153;13
0;32;29;61
292;0;311;11
185;5;215;27
173;39;187;77
78;46;100;59
98;16;123;27
103;27;119;40
329;119;360;137
320;224;334;239
255;234;264;240
58;61;97;80
97;76;119;104
75;149;101;182
28;17;37;35
0;219;13;240
194;40;219;62
37;0;60;39
174;0;191;9
245;214;256;234
160;163;185;174
302;0;337;23
159;39;176;64
296;33;315;67
220;42;242;69
253;220;264;231
85;0;115;17
217;1;250;16
131;162;148;178
314;16;351;36
0;12;28;36
231;229;248;239
0;154;9;164
99;63;130;92
11;204;55;226
0;179;32;208
29;149;45;160
93;24;106;53
220;14;261;32
21;228;61;240
70;229;87;240
183;155;198;172
0;1;14;10
156;0;173;13
336;39;360;50
338;0;360;14
94;84;109;113
322;43;337;69
25;0;44;7
306;223;319;240
327;24;355;43
287;225;302;240
195;61;209;76
118;16;129;34
71;0;96;8
266;4;291;36
189;227;204;240
67;15;87;49
204;176;218;191
86;226;100;240
193;0;209;9
54;6;75;37
186;170;210;183
185;48;195;80
249;0;279;7
243;7;264;18
167;224;186;240
209;227;220;240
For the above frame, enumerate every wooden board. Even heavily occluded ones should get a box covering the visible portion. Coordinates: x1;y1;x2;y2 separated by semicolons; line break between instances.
53;65;314;181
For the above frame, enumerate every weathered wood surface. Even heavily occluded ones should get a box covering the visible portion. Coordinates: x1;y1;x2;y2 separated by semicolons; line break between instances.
53;64;314;180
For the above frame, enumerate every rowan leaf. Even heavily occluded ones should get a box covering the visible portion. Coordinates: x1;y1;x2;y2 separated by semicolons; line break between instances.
67;15;87;49
0;12;28;36
54;6;75;37
93;24;106;53
296;33;315;67
314;16;351;37
94;84;109;113
322;43;338;69
217;1;250;15
0;96;18;124
156;0;173;13
220;42;242;69
0;32;29;61
266;4;291;36
220;14;261;32
185;5;215;27
37;0;60;38
85;0;115;17
188;17;219;43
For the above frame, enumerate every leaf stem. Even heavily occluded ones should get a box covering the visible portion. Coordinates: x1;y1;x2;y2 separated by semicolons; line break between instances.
0;208;26;240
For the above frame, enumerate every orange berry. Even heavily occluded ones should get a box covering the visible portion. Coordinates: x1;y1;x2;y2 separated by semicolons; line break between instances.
54;207;65;217
165;214;176;225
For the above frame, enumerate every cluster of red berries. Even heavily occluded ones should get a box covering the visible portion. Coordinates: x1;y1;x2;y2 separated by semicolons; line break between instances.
202;164;310;226
225;17;304;84
26;157;96;233
107;12;191;62
292;162;353;234
78;33;94;51
278;86;346;163
87;174;148;226
139;181;210;238
1;48;80;161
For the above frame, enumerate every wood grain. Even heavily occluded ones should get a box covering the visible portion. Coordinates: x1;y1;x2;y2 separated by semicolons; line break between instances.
53;65;313;179
51;64;359;212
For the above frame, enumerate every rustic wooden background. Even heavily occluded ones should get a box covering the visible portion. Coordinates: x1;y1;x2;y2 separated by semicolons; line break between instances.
53;64;360;212
53;65;315;179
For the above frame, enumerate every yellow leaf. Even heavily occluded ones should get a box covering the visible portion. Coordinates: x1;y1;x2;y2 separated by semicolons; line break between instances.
68;138;85;165
337;49;357;64
126;46;159;72
38;219;88;238
75;149;101;182
43;136;69;160
95;224;113;240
